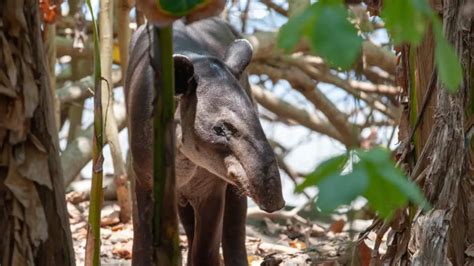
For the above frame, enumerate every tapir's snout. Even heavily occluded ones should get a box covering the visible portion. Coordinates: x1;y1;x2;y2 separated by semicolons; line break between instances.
249;159;285;213
225;140;285;213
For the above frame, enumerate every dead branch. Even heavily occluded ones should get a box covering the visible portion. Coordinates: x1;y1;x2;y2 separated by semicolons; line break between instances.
247;200;313;224
57;70;121;107
249;63;360;147
61;103;127;186
251;85;345;143
100;0;131;223
260;0;288;16
246;30;397;76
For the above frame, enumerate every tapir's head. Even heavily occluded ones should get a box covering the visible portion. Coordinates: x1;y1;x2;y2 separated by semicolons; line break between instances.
174;40;285;213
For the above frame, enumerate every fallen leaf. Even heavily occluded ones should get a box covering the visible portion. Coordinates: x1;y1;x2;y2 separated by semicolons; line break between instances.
357;241;372;266
329;219;345;234
112;241;133;259
289;239;306;249
111;223;124;232
248;255;263;265
101;204;120;226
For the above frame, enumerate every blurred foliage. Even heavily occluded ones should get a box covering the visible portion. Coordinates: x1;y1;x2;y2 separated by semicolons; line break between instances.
279;0;462;91
296;148;430;220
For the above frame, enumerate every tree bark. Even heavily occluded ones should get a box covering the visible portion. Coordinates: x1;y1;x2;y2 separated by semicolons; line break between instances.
384;0;473;264
0;0;74;265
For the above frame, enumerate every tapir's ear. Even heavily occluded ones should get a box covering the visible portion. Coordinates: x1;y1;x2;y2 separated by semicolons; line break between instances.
223;39;253;78
174;54;196;95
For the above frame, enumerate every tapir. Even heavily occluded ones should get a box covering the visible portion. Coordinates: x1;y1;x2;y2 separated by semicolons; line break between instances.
125;18;285;266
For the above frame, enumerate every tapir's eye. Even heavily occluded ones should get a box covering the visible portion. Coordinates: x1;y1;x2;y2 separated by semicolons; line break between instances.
213;126;226;137
212;122;237;139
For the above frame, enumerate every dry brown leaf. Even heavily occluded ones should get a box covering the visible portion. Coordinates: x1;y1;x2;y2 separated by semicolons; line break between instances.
111;223;125;232
288;239;306;250
357;241;372;266
329;219;345;234
247;255;263;265
0;69;16;97
5;0;28;36
66;191;87;204
5;159;48;246
1;35;18;89
112;241;133;259
0;97;24;133
101;204;120;226
21;60;39;118
16;135;52;189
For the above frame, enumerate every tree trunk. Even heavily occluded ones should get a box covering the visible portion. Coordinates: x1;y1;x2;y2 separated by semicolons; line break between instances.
0;1;75;265
388;0;473;264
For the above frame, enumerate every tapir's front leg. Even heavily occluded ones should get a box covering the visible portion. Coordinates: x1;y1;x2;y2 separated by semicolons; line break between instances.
185;172;227;266
222;185;248;266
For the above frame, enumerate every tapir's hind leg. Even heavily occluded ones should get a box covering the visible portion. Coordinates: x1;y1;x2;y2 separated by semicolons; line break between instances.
222;185;248;266
178;201;195;264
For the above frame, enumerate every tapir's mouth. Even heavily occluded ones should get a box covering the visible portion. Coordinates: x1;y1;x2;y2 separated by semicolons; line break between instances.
224;155;285;213
228;172;285;213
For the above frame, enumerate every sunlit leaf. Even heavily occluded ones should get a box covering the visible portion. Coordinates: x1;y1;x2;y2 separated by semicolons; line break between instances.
277;1;362;69
277;8;314;52
297;148;430;219
316;167;368;213
296;154;348;192
381;0;428;45
307;3;362;69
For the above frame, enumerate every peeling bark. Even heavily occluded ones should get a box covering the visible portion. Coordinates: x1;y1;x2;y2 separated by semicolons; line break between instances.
379;0;474;264
0;0;74;264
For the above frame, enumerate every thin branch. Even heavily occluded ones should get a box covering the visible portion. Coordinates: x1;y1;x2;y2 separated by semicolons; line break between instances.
249;63;360;147
251;84;345;143
260;0;288;16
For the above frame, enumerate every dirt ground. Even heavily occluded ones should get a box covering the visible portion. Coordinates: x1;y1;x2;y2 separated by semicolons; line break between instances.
67;192;378;265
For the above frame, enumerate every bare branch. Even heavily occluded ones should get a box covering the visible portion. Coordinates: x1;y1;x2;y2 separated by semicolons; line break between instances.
249;63;360;147
61;103;127;186
57;70;121;107
251;85;345;143
246;31;397;75
260;0;288;16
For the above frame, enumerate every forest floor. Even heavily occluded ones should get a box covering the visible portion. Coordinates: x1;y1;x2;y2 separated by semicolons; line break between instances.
67;191;381;265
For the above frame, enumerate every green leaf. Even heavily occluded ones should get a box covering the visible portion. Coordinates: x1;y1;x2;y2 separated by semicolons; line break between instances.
277;8;314;52
296;154;348;192
308;4;362;69
432;20;463;92
278;2;362;69
298;148;431;220
360;148;430;219
381;0;428;45
159;0;204;15
316;168;369;213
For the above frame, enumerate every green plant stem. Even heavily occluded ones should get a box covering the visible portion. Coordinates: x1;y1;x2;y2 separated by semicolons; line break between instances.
152;25;180;265
85;1;103;265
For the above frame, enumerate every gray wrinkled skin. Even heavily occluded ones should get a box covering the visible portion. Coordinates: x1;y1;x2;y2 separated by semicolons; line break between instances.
125;18;285;265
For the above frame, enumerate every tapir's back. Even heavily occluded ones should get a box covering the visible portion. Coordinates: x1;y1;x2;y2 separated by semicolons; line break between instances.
125;18;242;108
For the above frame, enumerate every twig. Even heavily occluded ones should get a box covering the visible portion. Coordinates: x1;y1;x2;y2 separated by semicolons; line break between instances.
261;0;288;16
240;0;252;33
